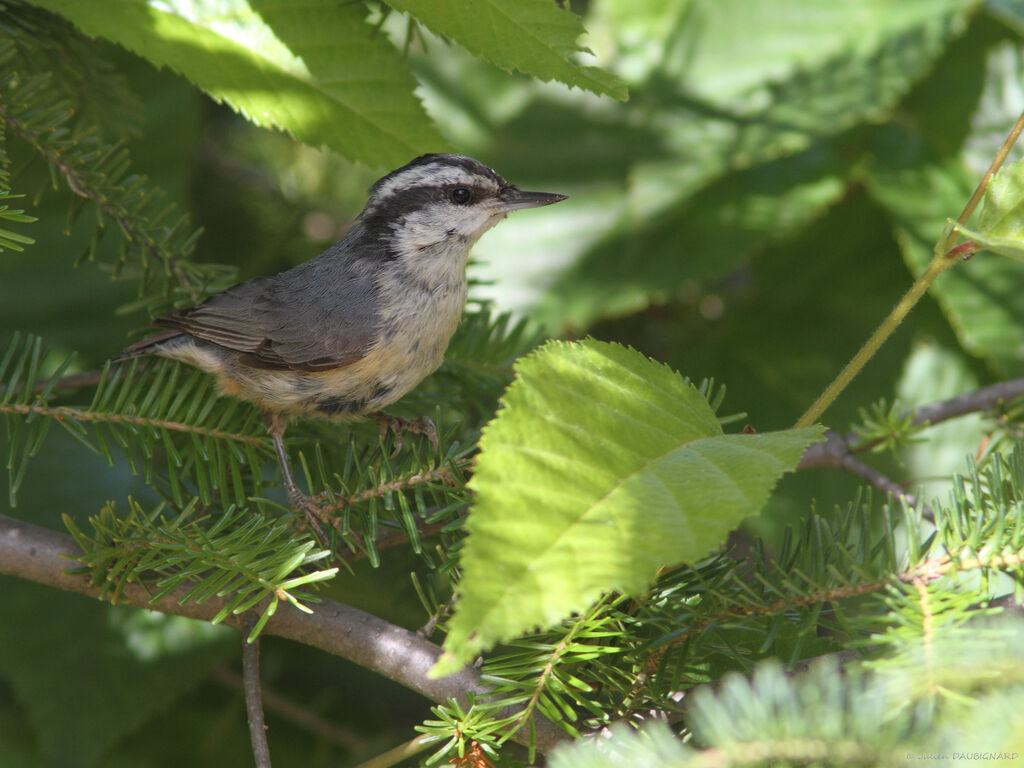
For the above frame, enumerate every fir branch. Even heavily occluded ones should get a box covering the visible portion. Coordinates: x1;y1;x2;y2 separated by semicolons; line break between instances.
645;546;1024;678
319;460;470;513
908;577;936;694
646;581;882;674
0;32;231;306
0;189;37;252
0;512;570;753
620;450;1024;718
903;549;1024;582
799;375;1024;468
1;1;144;136
0;401;266;448
337;518;452;566
298;434;475;567
63;501;338;633
499;599;615;743
686;738;895;768
0;98;204;298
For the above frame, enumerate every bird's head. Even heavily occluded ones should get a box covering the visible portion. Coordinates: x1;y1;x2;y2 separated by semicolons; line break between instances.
359;154;567;259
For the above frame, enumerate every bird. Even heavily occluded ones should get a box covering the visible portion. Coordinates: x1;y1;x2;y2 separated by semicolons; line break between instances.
114;153;567;531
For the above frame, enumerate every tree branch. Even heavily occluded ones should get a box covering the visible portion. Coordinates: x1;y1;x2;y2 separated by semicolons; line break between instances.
797;429;931;519
214;667;363;750
905;377;1024;428
0;513;568;753
241;616;273;768
798;375;1024;511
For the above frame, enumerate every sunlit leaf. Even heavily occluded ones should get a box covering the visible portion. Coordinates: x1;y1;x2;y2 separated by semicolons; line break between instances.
385;0;627;101
953;159;1024;261
25;0;446;166
434;340;823;675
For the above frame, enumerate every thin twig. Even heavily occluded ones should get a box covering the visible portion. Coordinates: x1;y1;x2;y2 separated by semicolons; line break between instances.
797;375;1024;515
798;430;932;520
950;108;1024;231
13;369;104;395
0;402;267;448
214;667;362;750
907;376;1024;428
317;461;470;515
242;615;273;768
794;107;1024;429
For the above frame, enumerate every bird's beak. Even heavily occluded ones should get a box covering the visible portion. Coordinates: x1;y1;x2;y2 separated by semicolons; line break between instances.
496;187;568;212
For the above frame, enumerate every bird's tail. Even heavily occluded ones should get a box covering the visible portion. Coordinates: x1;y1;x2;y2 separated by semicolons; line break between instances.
110;329;183;362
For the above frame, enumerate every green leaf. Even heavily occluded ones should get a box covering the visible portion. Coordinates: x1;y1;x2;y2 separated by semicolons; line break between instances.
385;0;627;101
641;0;974;176
25;0;445;167
868;148;1024;367
534;141;849;329
434;340;824;675
663;0;972;106
864;33;1024;369
953;159;1024;261
471;0;971;331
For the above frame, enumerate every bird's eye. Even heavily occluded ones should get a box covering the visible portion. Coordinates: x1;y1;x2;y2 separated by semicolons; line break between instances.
449;187;472;205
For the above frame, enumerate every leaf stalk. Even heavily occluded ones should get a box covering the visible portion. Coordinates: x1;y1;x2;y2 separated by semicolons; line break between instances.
794;107;1024;428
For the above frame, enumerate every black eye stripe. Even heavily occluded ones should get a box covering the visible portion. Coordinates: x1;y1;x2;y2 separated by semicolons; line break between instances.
363;183;493;223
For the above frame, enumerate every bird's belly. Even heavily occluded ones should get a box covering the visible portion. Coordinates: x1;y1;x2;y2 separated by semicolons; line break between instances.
227;281;464;418
157;279;467;421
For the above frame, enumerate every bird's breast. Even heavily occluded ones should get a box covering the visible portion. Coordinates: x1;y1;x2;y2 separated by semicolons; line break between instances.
304;268;468;418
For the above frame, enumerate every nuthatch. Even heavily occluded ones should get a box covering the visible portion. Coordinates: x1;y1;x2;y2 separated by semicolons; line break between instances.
115;154;567;528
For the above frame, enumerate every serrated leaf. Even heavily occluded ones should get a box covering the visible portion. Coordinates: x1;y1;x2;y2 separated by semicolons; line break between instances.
434;340;824;675
473;0;970;331
952;159;1024;261
26;0;445;167
385;0;627;101
868;147;1024;366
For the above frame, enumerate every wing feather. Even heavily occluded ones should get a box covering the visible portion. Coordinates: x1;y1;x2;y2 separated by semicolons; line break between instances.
153;251;380;372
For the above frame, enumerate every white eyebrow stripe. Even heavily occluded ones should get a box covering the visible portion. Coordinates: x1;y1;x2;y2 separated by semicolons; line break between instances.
372;166;496;201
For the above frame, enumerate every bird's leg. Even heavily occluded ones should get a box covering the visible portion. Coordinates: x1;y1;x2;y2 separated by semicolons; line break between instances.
263;411;327;542
371;412;439;458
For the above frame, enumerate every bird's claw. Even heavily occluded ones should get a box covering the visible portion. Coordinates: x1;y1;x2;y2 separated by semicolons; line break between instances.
372;412;439;458
287;488;331;546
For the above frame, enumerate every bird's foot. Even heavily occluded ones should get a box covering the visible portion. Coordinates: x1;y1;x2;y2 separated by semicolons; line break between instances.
287;487;333;545
372;412;439;458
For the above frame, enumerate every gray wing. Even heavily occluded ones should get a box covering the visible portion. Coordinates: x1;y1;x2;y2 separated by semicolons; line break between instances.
154;252;380;372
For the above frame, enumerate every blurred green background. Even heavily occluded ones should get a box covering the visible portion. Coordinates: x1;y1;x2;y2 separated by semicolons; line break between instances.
4;0;1024;765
